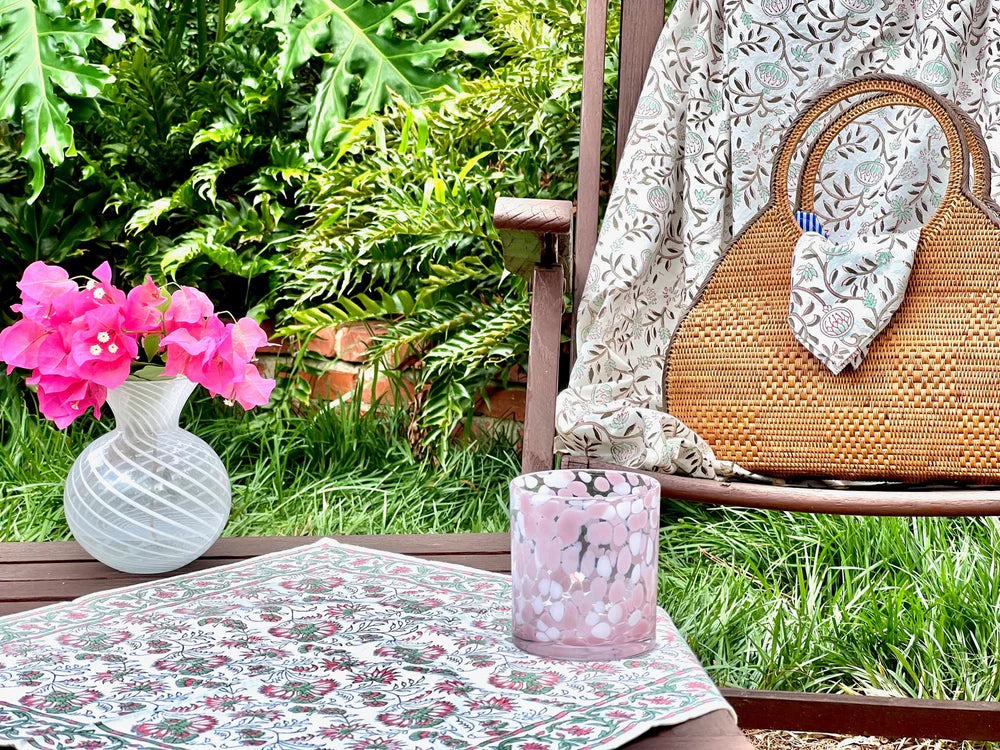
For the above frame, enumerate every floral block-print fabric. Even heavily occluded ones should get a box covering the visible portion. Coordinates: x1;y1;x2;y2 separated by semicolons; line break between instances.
0;539;733;749
555;0;1000;477
789;229;920;374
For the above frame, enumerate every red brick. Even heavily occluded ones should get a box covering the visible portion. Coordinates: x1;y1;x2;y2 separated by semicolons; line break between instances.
507;364;528;384
298;362;419;407
303;327;338;358
263;320;423;369
360;371;418;406
336;322;388;363
300;362;363;400
258;321;291;355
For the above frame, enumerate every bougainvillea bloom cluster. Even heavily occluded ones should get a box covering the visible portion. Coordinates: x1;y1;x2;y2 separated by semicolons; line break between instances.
0;261;275;427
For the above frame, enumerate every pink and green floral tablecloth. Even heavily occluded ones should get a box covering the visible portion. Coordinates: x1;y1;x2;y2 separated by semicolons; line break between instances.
0;539;733;749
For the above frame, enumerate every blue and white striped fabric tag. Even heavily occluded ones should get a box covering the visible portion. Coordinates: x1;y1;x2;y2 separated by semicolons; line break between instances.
795;210;828;237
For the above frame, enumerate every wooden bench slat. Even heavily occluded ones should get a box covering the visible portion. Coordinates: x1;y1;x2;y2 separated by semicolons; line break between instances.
723;688;1000;741
0;557;248;582
629;710;750;748
0;533;511;563
0;553;511;584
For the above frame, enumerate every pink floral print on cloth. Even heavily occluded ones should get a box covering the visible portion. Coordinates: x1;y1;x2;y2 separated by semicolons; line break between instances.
0;539;733;749
789;229;920;374
555;0;1000;478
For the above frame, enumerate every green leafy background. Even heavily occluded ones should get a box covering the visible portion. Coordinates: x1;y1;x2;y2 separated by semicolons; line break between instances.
0;0;619;444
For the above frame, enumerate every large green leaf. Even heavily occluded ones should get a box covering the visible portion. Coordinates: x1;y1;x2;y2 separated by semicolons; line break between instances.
0;0;123;200
230;0;487;154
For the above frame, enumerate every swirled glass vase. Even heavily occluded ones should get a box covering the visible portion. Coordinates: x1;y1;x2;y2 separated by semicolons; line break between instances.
64;376;231;574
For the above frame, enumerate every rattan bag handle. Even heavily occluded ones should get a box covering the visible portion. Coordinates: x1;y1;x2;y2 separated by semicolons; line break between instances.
771;76;969;238
797;93;991;212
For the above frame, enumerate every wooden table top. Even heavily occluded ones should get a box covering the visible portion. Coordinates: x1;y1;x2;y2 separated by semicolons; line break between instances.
0;532;751;749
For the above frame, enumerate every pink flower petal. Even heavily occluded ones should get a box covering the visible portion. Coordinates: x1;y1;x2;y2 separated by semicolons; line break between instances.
229;318;269;363
228;364;275;409
15;262;78;303
164;287;214;329
0;319;50;372
123;277;166;332
92;262;112;285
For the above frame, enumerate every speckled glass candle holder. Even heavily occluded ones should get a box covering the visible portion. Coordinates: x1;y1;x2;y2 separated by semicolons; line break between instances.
510;469;660;660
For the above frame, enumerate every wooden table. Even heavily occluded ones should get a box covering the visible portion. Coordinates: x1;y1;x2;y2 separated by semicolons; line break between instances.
0;533;752;749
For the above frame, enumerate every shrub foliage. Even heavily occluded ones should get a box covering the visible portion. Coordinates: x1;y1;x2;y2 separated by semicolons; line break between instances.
0;0;617;443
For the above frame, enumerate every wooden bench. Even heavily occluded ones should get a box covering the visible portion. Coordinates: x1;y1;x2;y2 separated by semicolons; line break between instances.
5;535;999;742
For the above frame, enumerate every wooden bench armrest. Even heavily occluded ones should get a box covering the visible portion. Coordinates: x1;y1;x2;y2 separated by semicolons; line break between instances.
493;197;573;235
493;197;574;280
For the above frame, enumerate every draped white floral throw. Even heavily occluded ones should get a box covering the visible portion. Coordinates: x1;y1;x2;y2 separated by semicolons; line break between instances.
789;229;920;374
555;0;1000;478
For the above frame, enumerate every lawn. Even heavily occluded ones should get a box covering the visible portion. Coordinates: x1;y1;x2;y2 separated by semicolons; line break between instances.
3;375;998;709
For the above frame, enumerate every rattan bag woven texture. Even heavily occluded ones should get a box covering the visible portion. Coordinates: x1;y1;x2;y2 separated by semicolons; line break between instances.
665;76;1000;483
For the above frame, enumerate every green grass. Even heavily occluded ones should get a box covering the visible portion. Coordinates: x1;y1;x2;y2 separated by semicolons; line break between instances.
3;374;999;716
658;506;1000;702
0;376;517;540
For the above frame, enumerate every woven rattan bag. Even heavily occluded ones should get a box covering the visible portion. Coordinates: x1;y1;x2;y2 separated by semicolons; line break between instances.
665;75;1000;483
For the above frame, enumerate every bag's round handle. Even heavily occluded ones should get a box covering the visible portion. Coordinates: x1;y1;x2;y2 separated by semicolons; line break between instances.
771;75;969;238
797;93;991;212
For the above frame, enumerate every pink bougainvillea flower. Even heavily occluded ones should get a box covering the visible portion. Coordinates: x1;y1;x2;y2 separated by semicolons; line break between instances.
163;286;214;334
225;318;269;369
161;316;275;407
184;324;236;395
70;304;139;389
123;276;167;333
2;261;275;427
35;325;77;378
84;261;127;308
0;318;50;373
11;262;79;321
159;315;227;382
28;373;107;428
201;318;276;406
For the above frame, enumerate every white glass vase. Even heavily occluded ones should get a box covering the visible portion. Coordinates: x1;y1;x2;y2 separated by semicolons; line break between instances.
64;376;232;574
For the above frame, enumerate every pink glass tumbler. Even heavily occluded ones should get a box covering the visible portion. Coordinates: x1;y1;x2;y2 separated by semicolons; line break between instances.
510;469;660;660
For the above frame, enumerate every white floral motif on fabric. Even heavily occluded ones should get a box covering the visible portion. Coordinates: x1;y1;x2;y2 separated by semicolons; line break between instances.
0;539;733;749
789;229;920;374
555;0;999;477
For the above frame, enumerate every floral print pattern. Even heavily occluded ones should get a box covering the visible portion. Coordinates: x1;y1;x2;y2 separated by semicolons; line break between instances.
555;0;1000;477
0;539;732;749
790;228;920;373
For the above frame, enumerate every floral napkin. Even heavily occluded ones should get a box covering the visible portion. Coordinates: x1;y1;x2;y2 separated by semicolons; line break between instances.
789;229;921;374
0;539;734;749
